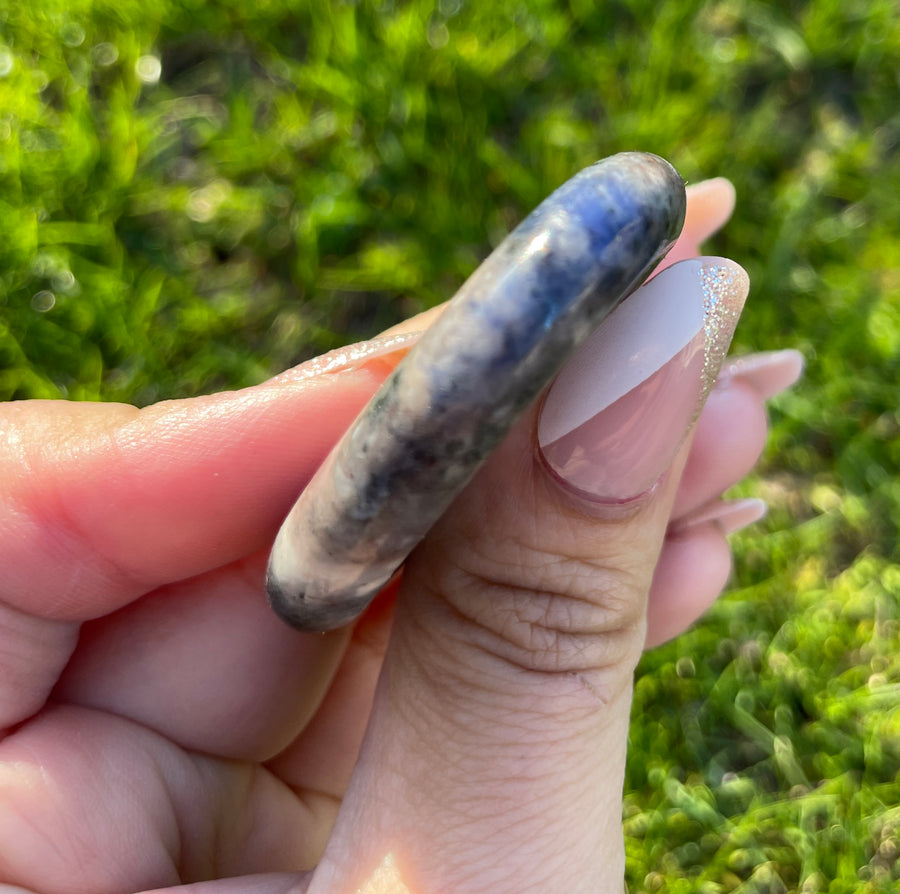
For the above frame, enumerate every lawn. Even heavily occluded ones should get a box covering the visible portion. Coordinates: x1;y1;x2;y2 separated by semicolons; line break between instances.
2;0;900;890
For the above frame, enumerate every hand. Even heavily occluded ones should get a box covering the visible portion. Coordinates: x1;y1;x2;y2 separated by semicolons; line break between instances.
0;180;800;894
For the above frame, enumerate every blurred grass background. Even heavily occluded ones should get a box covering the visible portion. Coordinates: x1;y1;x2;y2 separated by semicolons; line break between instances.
1;0;899;889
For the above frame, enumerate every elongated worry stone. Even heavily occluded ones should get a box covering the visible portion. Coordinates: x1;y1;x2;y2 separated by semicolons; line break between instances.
267;152;687;631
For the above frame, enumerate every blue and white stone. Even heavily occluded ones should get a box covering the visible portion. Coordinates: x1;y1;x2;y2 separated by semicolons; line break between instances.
267;152;687;631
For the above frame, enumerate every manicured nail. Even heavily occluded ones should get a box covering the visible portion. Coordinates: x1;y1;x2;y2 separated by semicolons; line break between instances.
538;257;749;503
268;331;422;384
655;178;737;273
684;177;737;237
673;497;768;535
719;349;805;400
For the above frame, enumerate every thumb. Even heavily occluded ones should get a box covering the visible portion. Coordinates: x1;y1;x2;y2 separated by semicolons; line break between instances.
309;258;749;894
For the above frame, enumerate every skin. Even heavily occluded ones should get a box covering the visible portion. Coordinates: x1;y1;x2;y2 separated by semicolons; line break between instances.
0;180;777;894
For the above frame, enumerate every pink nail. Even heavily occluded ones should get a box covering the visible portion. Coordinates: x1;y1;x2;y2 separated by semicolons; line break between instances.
673;497;768;535
653;178;737;275
719;349;805;400
538;258;749;502
267;331;422;384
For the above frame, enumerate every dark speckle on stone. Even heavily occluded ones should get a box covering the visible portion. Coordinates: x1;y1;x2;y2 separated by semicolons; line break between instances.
267;152;686;632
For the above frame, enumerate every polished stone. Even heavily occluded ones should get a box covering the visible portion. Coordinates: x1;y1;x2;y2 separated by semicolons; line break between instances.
267;152;687;631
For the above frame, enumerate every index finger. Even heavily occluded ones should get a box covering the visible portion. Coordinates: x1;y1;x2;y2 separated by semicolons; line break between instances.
0;348;408;623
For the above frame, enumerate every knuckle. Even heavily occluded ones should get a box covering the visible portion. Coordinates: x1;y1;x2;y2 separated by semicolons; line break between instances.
409;534;648;679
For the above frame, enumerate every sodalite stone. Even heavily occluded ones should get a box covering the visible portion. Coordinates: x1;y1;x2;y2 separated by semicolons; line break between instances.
267;152;687;631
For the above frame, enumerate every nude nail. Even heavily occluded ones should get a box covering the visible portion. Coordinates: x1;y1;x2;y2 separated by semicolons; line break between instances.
719;349;805;400
538;257;749;502
674;497;768;535
268;332;422;384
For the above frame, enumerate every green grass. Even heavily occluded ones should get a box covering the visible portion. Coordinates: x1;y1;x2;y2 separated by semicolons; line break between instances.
2;0;900;890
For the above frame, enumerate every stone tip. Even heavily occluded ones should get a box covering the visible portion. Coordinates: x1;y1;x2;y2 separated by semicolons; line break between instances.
266;572;374;632
572;152;687;252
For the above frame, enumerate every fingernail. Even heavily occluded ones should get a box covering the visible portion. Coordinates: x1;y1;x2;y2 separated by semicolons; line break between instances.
267;331;422;384
538;257;748;502
719;349;805;400
654;179;737;275
684;177;737;232
674;497;768;535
